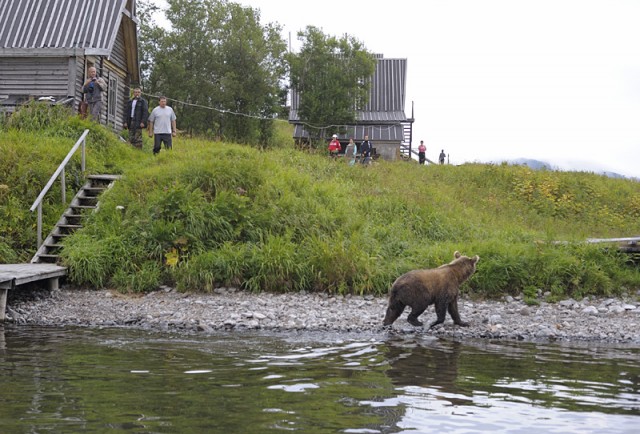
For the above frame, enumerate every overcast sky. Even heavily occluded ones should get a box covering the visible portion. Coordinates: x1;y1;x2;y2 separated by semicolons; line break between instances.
153;0;640;177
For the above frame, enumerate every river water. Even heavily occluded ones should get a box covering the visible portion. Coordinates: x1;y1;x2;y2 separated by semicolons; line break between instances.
0;325;638;433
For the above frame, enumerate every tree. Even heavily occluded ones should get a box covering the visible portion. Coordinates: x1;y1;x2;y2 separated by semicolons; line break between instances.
139;0;287;145
287;26;377;145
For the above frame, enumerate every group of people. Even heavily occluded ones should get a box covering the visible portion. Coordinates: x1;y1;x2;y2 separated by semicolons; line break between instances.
418;140;447;165
328;134;374;165
82;67;176;155
83;67;449;165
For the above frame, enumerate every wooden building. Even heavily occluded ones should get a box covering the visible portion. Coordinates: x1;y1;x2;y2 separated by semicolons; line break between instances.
289;54;414;161
0;0;140;131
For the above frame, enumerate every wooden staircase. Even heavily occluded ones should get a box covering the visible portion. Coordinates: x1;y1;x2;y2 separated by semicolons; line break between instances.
399;121;413;160
400;102;416;160
31;174;121;264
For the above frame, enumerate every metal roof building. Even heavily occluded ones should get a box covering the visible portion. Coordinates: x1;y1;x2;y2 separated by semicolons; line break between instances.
289;55;414;161
0;0;140;130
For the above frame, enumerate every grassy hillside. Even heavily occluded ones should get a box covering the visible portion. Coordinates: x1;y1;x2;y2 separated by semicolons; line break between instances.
2;104;639;301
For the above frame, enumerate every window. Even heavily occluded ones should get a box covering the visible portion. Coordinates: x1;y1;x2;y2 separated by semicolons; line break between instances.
107;74;118;127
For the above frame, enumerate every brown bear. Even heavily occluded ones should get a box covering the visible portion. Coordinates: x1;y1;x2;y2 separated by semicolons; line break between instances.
383;251;480;328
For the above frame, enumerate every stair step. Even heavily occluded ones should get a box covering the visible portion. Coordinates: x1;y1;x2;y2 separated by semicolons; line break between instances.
58;224;83;229
83;187;106;193
38;254;59;261
52;233;69;238
88;174;121;182
70;205;97;209
44;243;63;249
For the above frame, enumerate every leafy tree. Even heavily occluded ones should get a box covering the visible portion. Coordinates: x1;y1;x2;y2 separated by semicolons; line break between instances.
139;0;287;145
287;26;377;145
136;0;162;90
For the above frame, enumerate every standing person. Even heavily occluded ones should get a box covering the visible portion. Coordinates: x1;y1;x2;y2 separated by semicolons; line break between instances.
123;87;148;149
328;134;341;158
439;149;446;165
360;134;373;165
418;140;426;165
345;137;357;166
148;96;177;155
82;66;107;122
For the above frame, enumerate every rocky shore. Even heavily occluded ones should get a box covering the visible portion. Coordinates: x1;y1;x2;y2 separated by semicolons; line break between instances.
6;286;640;344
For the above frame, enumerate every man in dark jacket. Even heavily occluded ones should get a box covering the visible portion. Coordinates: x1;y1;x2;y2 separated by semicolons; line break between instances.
123;87;149;149
360;134;373;165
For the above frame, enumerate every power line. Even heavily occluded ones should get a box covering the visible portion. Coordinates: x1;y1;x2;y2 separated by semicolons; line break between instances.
139;90;406;135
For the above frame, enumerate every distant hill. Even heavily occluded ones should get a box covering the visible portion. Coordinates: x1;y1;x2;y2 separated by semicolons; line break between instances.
497;158;629;179
508;158;553;171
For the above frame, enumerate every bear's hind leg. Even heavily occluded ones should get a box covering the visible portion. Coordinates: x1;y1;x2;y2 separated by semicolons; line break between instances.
407;303;427;327
383;301;406;326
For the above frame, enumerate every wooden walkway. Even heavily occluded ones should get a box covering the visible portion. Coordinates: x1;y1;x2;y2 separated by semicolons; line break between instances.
0;263;66;321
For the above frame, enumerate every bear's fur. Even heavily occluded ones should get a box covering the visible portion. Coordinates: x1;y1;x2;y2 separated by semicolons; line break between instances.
383;251;480;328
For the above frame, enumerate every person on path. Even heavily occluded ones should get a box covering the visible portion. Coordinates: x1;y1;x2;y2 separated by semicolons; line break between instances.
418;140;426;165
439;149;446;165
344;138;357;166
360;135;373;165
123;87;149;149
148;96;177;155
82;66;107;122
328;134;342;158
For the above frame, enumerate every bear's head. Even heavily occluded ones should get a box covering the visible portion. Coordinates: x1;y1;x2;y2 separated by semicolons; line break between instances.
450;251;480;276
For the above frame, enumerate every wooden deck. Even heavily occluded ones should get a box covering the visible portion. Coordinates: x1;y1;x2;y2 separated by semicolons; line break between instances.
0;263;66;321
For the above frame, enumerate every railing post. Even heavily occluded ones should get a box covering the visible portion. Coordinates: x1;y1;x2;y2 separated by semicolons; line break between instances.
37;203;43;248
81;135;86;172
61;167;66;205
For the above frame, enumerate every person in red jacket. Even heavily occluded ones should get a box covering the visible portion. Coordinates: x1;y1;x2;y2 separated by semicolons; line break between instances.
418;140;426;165
328;134;341;158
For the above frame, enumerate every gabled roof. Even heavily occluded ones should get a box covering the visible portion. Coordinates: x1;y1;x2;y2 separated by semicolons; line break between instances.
289;55;409;125
0;0;129;56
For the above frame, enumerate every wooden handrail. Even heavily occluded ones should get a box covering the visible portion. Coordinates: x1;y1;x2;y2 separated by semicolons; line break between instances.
29;129;90;248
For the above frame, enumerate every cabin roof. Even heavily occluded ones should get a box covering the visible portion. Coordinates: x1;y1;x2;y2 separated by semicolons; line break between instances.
0;0;130;56
289;56;411;141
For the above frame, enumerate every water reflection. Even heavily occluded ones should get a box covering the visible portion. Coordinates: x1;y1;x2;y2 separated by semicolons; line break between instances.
0;326;638;434
384;337;469;405
370;336;640;433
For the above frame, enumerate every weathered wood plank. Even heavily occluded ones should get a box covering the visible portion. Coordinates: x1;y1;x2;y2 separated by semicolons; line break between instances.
0;264;67;288
0;288;7;321
0;263;66;322
586;237;640;244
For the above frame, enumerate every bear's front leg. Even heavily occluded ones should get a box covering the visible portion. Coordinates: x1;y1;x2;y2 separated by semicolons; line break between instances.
448;298;469;327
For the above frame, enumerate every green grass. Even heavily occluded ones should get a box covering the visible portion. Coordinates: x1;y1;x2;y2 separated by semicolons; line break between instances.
2;103;640;299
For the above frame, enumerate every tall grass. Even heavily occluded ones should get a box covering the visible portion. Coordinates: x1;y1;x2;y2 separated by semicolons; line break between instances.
2;104;640;298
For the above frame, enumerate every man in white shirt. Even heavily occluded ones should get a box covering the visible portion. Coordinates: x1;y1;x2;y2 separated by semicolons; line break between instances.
148;96;177;155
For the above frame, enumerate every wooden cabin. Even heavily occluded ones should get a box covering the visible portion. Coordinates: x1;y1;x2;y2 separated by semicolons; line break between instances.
289;54;414;161
0;0;140;131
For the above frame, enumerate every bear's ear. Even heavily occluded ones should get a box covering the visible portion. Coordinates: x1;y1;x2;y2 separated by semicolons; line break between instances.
454;251;461;259
473;255;480;263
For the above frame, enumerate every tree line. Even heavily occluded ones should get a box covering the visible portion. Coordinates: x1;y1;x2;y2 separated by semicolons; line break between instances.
138;0;376;147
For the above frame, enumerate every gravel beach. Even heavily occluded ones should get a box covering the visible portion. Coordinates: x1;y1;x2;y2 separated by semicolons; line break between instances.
6;286;640;344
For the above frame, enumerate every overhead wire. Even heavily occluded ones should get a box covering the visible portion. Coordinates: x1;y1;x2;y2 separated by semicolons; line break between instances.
138;90;407;136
